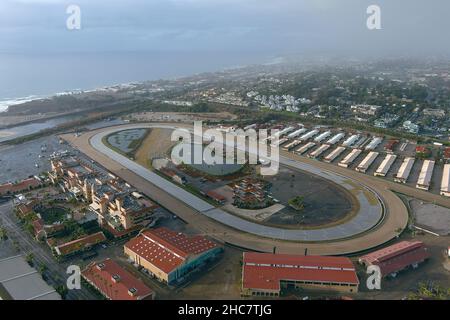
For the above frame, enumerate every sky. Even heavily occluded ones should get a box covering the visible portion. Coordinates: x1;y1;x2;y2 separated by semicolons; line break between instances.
1;0;449;58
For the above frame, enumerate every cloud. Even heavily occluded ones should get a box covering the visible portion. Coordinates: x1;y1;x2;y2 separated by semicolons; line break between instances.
0;0;449;57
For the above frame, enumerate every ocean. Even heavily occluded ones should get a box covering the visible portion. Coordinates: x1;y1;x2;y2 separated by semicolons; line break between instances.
0;51;273;112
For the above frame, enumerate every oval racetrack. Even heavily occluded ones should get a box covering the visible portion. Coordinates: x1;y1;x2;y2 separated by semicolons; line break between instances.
62;123;410;255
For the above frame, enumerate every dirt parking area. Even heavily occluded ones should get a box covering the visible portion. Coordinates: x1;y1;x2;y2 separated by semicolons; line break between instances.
409;198;450;235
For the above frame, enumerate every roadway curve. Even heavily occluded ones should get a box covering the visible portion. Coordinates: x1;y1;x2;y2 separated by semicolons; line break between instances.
62;123;411;256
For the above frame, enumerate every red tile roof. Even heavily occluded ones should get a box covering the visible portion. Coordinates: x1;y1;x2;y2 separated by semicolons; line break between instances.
359;241;430;277
0;178;42;195
206;190;226;202
384;140;399;151
124;227;219;274
242;252;359;292
444;147;450;160
82;258;154;300
55;231;106;256
415;146;429;154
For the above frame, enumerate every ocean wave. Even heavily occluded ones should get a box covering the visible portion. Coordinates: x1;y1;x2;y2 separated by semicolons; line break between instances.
0;96;44;113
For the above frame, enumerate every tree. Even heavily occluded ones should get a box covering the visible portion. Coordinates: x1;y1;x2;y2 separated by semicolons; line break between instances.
25;253;34;266
288;196;305;211
38;263;48;274
0;226;8;240
55;285;68;300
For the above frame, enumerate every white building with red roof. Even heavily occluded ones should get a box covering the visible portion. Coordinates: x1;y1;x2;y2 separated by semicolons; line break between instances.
241;252;359;297
124;227;222;284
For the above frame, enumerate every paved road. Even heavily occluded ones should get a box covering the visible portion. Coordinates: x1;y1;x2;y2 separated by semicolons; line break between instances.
61;123;411;255
0;201;96;300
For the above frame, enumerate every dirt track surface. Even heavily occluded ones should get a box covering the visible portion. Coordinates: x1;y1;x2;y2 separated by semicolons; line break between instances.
60;123;424;256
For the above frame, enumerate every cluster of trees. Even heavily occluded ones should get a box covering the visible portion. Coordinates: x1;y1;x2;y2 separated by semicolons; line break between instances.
288;196;305;211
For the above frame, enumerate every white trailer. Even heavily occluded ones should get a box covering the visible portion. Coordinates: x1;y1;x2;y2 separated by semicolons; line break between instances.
308;144;331;159
295;142;316;155
356;152;379;173
374;154;397;177
440;164;450;197
395;157;415;183
416;160;435;191
338;149;362;168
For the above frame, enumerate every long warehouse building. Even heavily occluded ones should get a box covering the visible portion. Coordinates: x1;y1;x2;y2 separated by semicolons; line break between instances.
295;142;316;155
355;152;379;173
394;157;415;183
308;144;331;159
299;130;319;141
314;131;332;143
327;133;345;145
440;164;450;197
416;160;435;191
275;127;294;138
343;134;360;147
287;128;307;139
241;252;359;297
359;241;430;278
338;149;362;168
324;147;346;163
374;154;397;177
282;140;301;151
365;137;383;151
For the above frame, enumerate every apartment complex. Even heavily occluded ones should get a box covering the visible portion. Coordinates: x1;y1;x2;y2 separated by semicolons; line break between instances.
50;157;157;235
